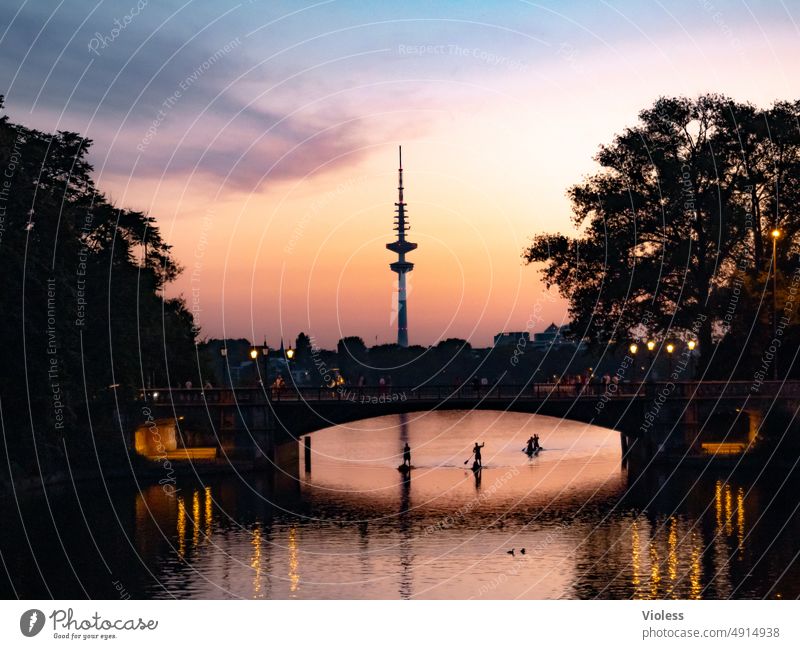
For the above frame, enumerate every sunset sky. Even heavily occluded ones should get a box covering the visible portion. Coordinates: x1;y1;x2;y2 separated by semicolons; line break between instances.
2;0;798;347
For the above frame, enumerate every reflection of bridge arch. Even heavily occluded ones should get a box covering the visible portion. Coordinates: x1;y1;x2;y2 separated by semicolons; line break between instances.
140;381;800;463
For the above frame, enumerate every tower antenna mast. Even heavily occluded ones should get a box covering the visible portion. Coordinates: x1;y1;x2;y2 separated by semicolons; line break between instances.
386;146;417;347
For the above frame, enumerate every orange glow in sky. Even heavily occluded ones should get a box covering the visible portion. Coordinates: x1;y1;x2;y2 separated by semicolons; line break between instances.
4;1;798;347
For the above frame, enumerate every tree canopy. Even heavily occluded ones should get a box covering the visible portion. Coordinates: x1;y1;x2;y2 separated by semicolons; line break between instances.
525;95;800;374
0;97;201;483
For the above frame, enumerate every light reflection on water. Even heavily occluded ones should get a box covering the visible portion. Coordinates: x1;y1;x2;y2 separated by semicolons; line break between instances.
2;410;800;599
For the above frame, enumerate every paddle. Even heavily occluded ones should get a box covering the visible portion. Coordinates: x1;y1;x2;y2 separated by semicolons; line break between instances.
463;453;474;465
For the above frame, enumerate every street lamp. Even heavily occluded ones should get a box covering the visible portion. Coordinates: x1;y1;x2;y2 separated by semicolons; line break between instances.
219;346;229;387
249;347;260;386
645;340;655;382
666;343;674;376
286;346;295;360
687;340;697;379
772;228;780;379
261;339;270;386
629;343;638;382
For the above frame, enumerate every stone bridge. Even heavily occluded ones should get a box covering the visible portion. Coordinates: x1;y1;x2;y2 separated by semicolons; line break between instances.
136;381;800;465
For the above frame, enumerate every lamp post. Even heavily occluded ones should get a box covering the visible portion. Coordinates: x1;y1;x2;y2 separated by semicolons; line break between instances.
629;343;638;383
284;346;295;387
249;346;259;386
772;228;780;379
646;340;655;382
261;339;270;387
247;341;271;387
220;346;229;387
666;343;674;377
687;340;696;379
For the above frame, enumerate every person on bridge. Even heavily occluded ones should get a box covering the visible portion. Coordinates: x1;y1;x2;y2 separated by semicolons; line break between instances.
403;443;411;467
473;442;485;467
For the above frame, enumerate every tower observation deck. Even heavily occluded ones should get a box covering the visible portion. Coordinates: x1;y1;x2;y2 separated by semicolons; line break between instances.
386;146;417;347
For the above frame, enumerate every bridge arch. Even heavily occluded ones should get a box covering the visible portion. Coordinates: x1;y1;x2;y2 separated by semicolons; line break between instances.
268;398;623;439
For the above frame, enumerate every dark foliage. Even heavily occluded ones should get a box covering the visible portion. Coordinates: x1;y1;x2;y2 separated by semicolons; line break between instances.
0;98;201;484
524;95;800;377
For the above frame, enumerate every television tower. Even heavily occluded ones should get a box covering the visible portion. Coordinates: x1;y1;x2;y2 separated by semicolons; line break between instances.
386;146;417;347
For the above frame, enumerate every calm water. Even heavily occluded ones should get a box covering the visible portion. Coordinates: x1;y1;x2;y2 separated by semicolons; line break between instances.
2;410;799;599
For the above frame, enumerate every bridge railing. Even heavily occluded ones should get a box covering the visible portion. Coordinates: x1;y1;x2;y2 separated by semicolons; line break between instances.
140;380;800;407
142;381;649;405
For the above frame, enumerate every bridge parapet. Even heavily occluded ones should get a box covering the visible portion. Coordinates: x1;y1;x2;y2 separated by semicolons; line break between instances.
141;380;800;409
670;380;800;399
144;382;646;406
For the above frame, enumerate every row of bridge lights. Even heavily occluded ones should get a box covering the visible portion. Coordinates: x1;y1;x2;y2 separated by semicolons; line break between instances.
624;228;780;365
247;346;294;360
628;339;697;376
246;342;295;387
628;340;697;356
150;344;296;398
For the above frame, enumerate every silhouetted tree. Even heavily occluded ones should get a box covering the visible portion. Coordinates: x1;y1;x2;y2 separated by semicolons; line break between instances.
436;338;472;353
0;97;200;486
294;332;312;368
525;95;800;375
336;336;367;381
